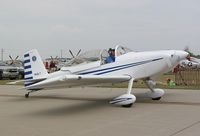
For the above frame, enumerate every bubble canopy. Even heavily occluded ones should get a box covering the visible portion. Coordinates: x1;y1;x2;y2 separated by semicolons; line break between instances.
65;46;132;66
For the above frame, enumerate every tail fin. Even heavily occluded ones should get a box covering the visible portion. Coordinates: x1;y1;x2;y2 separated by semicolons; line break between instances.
24;49;48;87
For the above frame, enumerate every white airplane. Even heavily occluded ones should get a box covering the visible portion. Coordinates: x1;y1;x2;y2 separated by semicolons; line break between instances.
23;46;188;107
179;57;200;69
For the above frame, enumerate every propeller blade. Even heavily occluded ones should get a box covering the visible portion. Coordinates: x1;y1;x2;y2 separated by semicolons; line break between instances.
15;56;19;60
76;49;81;56
184;46;189;52
9;55;13;60
69;50;75;58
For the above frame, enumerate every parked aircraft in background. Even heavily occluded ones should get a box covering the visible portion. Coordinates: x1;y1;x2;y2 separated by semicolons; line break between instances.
179;57;200;69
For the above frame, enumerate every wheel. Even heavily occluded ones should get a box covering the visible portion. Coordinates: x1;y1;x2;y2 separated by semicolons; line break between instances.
122;103;133;108
25;93;29;98
18;71;24;79
152;97;161;100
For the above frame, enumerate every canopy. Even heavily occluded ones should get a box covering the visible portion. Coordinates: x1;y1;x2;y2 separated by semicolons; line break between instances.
65;46;132;66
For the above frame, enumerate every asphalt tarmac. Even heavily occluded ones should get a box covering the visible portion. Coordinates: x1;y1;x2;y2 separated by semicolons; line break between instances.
0;85;200;136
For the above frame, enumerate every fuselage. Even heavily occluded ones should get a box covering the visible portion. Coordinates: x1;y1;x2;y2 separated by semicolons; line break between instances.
24;49;188;90
48;50;188;81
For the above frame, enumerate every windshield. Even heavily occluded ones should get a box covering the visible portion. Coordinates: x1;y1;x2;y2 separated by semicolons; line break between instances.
115;46;132;57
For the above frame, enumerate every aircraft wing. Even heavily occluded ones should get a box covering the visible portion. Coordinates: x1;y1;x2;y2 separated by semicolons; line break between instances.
25;75;132;90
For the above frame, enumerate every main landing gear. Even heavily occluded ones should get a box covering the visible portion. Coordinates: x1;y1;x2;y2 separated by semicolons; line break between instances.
110;78;136;108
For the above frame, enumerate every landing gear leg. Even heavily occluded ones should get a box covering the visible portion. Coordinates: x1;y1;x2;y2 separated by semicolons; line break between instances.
110;78;136;107
25;90;39;98
127;77;134;95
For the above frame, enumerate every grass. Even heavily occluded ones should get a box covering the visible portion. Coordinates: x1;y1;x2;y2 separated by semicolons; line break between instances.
0;80;23;85
0;80;13;85
113;81;200;90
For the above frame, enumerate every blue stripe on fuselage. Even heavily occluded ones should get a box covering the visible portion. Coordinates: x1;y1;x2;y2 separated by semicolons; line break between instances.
95;61;145;75
79;60;149;75
79;58;163;75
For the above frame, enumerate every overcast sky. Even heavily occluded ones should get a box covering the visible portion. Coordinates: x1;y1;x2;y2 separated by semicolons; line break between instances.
0;0;200;60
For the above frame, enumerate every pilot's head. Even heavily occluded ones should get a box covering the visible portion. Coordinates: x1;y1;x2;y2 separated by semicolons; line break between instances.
111;49;115;56
108;48;112;55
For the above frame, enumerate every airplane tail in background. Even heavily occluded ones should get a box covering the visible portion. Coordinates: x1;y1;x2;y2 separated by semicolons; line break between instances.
23;49;48;87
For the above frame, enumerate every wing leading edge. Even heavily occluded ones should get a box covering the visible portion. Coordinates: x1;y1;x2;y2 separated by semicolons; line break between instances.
25;75;132;90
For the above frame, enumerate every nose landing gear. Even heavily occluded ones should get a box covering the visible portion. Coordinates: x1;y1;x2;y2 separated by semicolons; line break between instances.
145;79;165;100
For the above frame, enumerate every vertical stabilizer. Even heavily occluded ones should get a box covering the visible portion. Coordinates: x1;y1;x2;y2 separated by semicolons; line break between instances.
24;49;48;87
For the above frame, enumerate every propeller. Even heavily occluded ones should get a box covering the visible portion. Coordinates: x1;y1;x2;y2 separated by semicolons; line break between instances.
184;46;189;52
67;49;82;65
183;46;191;61
69;49;81;58
8;55;19;65
50;56;59;63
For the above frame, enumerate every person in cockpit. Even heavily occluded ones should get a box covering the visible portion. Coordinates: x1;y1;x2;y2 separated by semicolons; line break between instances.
106;48;115;63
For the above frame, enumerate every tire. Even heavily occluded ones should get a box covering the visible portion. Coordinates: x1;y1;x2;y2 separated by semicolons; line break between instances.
25;93;29;98
18;71;24;79
122;103;133;108
9;77;16;80
0;70;3;80
152;97;161;100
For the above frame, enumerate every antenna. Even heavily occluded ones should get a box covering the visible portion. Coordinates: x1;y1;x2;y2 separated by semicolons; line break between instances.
60;49;63;58
1;48;4;61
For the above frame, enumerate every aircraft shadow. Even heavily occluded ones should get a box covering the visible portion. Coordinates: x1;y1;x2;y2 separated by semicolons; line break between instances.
7;94;112;117
31;101;109;117
1;94;200;117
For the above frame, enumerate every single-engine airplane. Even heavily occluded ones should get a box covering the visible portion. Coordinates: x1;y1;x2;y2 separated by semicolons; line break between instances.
23;46;188;107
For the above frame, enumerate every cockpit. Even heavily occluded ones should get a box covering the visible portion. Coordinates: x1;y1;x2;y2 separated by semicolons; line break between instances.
65;46;132;66
100;46;132;65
